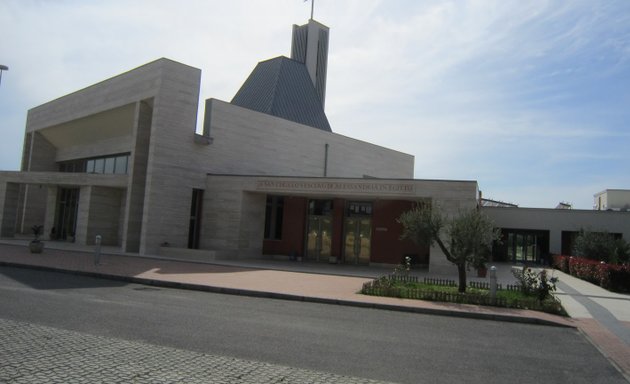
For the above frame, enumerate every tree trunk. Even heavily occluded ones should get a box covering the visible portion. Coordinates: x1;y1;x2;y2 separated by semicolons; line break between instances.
457;264;467;293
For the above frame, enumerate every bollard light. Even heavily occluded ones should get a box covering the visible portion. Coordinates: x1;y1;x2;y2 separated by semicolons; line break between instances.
489;266;497;303
94;235;102;266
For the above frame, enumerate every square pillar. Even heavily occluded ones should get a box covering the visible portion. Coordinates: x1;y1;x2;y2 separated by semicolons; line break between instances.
0;182;20;237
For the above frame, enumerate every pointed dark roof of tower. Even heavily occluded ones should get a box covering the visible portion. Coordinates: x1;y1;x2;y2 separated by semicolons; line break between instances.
230;56;332;132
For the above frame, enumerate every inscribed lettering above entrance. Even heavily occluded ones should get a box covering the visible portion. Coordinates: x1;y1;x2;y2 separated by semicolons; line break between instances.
255;180;416;195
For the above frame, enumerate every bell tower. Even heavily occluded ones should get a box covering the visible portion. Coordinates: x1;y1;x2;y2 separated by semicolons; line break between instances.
290;19;329;109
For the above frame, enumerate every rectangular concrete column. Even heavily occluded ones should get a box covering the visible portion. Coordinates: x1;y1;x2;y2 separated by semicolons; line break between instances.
237;192;266;258
123;100;152;253
87;187;123;246
43;187;57;240
0;183;20;238
75;186;92;246
549;229;562;255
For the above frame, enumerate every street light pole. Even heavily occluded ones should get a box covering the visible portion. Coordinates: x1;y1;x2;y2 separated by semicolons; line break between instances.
0;65;9;87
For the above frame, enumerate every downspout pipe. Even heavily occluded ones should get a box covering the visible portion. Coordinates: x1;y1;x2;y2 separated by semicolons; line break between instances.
324;143;329;177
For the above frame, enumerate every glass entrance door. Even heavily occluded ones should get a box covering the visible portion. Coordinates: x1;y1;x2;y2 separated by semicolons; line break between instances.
344;217;371;265
508;232;539;263
306;216;332;261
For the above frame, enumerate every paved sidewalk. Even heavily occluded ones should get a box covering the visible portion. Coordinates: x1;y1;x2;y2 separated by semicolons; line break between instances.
550;269;630;378
0;241;629;380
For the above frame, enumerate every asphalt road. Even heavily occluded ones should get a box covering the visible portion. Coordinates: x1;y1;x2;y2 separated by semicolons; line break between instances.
0;266;626;384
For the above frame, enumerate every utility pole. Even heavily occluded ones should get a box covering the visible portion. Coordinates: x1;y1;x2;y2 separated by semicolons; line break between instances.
0;65;8;87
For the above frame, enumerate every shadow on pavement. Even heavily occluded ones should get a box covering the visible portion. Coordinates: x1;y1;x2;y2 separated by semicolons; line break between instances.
0;265;128;290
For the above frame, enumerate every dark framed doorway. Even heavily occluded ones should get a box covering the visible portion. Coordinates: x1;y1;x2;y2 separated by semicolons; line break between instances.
54;188;80;241
343;201;372;265
494;229;550;264
305;199;333;262
188;189;203;249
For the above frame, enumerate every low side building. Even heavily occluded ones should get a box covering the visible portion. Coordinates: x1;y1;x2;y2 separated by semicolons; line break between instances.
594;189;630;211
484;206;630;263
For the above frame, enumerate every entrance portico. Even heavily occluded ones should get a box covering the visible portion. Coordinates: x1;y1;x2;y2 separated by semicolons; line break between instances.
202;174;479;272
0;171;127;247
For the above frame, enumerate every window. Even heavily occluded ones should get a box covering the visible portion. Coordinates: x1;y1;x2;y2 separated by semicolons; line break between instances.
104;157;115;174
59;159;85;173
64;153;130;175
347;201;372;216
308;199;333;216
93;158;105;173
264;196;284;240
114;155;128;174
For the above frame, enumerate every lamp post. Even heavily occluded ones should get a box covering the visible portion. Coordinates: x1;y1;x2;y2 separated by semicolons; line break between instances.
0;65;9;87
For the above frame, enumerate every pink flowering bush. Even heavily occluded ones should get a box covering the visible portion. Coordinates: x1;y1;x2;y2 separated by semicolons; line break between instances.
552;255;569;273
552;254;630;293
569;257;600;284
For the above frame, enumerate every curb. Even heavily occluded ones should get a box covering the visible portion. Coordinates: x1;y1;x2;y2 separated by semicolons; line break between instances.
0;261;574;328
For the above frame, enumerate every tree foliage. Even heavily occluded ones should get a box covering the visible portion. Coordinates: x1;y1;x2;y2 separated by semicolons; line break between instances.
572;230;629;264
398;205;500;292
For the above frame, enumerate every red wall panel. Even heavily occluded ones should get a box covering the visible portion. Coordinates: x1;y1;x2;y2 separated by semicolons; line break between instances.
263;196;307;257
370;200;429;265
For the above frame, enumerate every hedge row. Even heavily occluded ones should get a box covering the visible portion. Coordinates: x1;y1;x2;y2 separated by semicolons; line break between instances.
360;281;565;315
552;255;630;293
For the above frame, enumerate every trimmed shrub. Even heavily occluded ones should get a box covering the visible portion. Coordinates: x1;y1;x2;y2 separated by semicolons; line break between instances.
553;254;630;293
601;263;630;293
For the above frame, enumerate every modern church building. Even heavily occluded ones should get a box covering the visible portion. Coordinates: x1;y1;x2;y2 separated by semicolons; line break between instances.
1;19;629;272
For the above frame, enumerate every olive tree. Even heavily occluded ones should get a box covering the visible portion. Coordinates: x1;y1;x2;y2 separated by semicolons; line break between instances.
572;229;629;264
398;205;500;293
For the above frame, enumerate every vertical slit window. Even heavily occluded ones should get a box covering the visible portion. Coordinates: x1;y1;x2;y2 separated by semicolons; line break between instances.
264;196;285;240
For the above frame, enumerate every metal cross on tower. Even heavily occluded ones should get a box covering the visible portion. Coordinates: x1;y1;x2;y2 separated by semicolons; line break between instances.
304;0;315;20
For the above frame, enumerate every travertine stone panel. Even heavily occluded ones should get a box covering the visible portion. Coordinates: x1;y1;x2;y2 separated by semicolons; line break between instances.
19;185;47;236
138;61;206;254
17;132;57;234
203;100;414;179
25;132;57;172
43;187;57;240
238;192;266;258
55;135;133;163
124;100;152;253
87;186;123;246
0;183;19;237
75;186;91;245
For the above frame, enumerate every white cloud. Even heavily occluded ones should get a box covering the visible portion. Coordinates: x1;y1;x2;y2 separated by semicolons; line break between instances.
1;0;628;208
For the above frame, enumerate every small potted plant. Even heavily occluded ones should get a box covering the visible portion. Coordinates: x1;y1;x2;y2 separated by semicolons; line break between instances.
476;262;488;278
29;225;44;254
474;256;488;277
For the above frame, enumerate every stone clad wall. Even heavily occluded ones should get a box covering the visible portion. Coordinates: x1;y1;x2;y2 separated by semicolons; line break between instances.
204;99;414;179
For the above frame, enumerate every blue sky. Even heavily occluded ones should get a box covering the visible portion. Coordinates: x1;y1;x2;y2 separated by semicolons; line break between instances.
1;0;628;209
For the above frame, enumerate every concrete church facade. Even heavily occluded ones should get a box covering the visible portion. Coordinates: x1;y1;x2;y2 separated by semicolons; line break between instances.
1;19;628;272
0;20;480;272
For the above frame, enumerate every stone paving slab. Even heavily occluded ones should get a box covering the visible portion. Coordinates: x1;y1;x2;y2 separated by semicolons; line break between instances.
553;269;630;322
0;318;395;384
574;318;630;379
